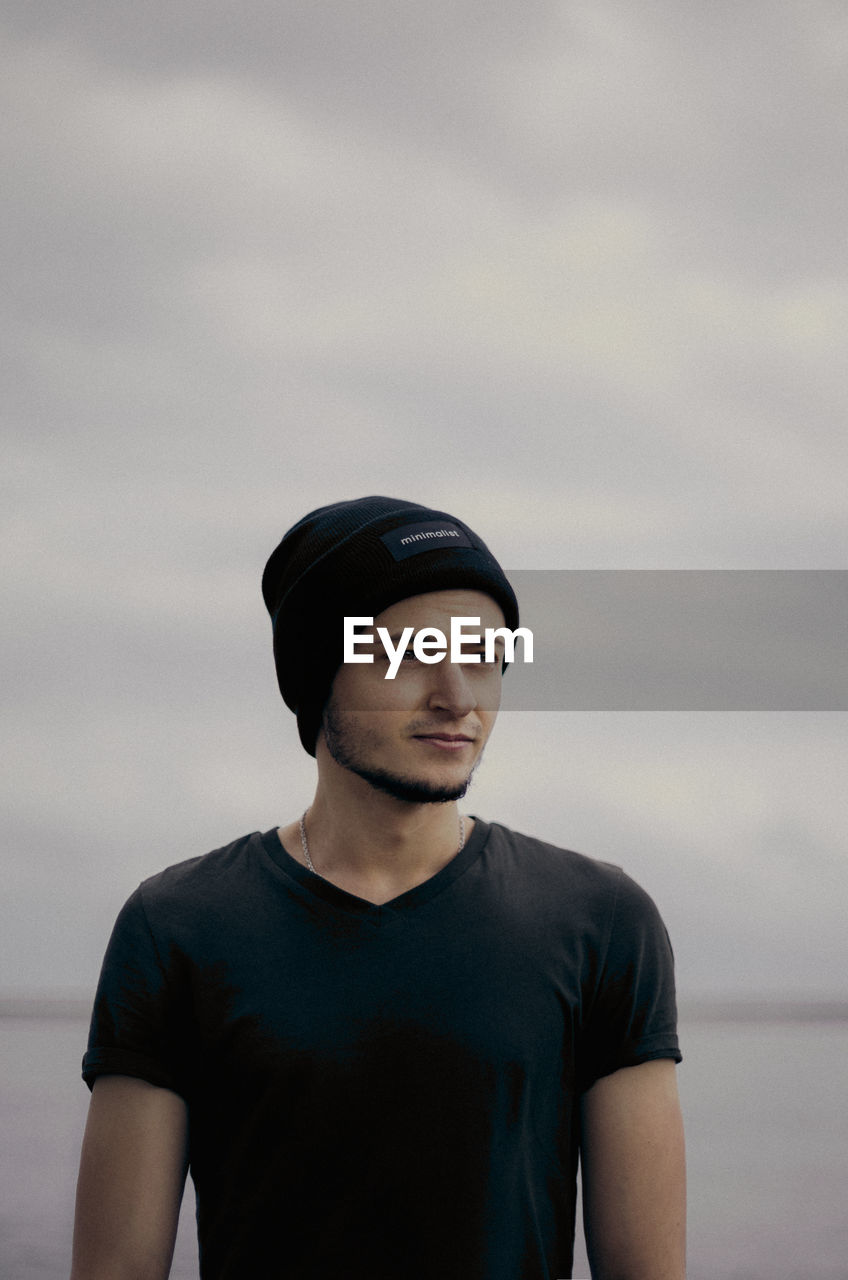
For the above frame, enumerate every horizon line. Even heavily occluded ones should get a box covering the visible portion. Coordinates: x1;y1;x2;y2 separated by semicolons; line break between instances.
3;991;848;1022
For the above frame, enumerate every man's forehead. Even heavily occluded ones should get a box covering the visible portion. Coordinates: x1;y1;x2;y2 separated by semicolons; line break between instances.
372;588;507;626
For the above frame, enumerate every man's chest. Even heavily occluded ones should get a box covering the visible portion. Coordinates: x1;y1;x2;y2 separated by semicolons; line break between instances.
180;901;587;1106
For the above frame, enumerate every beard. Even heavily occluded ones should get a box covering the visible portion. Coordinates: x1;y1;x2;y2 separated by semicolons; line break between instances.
322;699;480;804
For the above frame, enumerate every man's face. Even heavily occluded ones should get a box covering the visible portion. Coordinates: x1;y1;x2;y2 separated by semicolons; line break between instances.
320;589;505;803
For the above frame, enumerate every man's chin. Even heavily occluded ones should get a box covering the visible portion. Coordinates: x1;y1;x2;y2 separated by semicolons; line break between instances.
348;762;472;804
322;704;481;803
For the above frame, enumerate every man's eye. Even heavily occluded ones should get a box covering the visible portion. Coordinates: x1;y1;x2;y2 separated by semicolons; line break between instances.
466;651;499;667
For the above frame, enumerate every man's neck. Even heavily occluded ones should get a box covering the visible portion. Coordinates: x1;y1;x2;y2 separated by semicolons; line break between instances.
279;785;471;905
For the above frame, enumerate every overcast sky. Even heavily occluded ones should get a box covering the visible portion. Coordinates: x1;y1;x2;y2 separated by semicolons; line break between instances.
3;1;847;1001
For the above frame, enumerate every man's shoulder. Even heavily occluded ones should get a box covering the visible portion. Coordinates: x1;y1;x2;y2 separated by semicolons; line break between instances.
134;829;268;908
480;818;625;902
479;819;671;948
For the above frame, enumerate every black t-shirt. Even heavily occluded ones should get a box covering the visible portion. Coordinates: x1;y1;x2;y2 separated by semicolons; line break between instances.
82;818;681;1280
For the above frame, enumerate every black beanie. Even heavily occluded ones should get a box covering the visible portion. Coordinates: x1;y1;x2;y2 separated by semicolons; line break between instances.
261;495;519;755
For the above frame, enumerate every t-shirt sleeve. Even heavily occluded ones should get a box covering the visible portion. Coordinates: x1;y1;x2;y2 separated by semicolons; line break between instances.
81;885;186;1095
578;868;682;1093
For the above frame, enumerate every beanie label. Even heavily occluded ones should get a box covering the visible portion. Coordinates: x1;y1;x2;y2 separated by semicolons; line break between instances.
380;521;473;561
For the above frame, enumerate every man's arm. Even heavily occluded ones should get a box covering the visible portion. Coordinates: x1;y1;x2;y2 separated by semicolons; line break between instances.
579;1058;686;1280
70;1075;189;1280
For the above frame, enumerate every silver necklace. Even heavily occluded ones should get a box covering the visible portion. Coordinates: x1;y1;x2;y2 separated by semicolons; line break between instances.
298;810;465;877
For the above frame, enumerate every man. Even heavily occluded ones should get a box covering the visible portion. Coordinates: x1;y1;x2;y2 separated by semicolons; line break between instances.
72;495;685;1280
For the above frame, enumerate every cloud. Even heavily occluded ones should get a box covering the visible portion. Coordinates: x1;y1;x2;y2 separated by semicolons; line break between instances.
2;3;846;995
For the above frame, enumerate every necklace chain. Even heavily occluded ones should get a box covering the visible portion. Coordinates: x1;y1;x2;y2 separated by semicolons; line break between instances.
298;810;465;878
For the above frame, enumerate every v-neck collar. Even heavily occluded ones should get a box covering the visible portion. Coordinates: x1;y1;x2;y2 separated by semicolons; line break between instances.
259;817;490;925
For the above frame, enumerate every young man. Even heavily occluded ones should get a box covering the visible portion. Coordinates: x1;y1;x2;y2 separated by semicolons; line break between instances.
72;496;685;1280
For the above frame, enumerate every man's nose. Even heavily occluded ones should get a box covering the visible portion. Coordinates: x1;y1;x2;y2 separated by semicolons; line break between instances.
425;659;478;718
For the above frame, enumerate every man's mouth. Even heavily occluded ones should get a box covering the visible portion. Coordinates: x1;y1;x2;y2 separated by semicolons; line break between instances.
412;733;476;751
